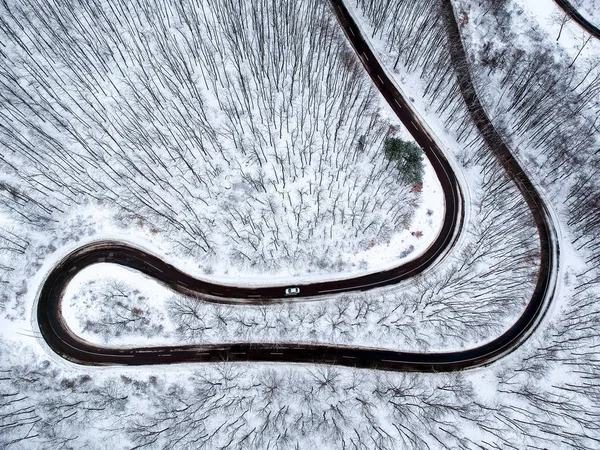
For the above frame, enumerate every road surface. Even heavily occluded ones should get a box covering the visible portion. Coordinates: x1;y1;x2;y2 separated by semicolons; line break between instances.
554;0;600;39
35;0;558;372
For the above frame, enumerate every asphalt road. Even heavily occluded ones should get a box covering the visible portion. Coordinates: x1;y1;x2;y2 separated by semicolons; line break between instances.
36;0;558;372
553;0;600;39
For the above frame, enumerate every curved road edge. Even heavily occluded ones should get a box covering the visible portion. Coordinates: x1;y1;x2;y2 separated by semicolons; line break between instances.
439;0;559;358
553;0;600;39
35;0;559;372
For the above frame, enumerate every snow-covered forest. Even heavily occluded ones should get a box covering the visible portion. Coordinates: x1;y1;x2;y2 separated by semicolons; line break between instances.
2;0;600;448
0;0;434;291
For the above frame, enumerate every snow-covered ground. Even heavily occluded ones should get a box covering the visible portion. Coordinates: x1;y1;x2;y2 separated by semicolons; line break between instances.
2;0;600;448
508;0;600;66
571;0;600;26
0;0;442;291
62;264;177;346
60;0;542;354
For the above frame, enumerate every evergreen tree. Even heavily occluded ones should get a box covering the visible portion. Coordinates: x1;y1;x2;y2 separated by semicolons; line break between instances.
384;137;424;184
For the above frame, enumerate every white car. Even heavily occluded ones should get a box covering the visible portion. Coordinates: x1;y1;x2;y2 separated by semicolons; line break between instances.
285;287;300;295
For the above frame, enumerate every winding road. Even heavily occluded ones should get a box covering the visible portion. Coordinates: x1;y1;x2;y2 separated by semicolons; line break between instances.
36;0;558;372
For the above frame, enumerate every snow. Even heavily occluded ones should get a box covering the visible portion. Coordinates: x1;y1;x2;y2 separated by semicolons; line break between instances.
571;0;600;26
62;263;178;347
0;0;445;285
2;0;600;448
59;0;542;354
516;0;600;62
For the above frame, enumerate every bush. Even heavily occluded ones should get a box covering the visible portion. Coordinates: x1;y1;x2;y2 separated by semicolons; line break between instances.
384;137;424;185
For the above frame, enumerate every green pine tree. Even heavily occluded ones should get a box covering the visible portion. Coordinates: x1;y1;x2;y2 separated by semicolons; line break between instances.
384;137;424;185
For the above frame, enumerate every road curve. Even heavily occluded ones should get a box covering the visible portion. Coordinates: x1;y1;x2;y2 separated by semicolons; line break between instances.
553;0;600;39
36;0;558;372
